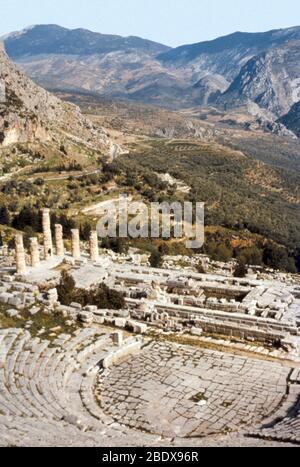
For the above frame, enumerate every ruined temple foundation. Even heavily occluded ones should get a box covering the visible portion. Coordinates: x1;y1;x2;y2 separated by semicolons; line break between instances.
30;237;40;268
71;229;81;259
15;234;26;275
42;209;53;260
89;231;99;262
55;224;64;257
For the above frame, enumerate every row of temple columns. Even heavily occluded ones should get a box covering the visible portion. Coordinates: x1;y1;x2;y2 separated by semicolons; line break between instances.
15;209;100;275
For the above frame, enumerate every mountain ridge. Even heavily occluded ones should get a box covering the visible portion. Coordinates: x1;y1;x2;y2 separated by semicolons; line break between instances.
4;24;170;58
4;24;300;137
158;26;300;62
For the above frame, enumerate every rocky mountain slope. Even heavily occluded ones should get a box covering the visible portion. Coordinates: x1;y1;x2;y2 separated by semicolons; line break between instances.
4;24;169;58
3;25;190;108
279;101;300;137
4;24;300;138
0;41;111;149
57;91;220;141
158;27;300;79
159;27;300;107
217;41;300;117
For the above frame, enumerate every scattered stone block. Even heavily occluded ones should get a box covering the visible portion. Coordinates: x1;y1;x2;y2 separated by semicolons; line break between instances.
78;311;93;324
50;326;61;333
0;292;13;304
84;305;97;312
113;331;123;347
42;289;59;308
29;306;40;316
126;320;148;334
114;318;126;328
94;316;105;325
281;336;300;355
191;327;203;336
114;309;130;318
7;296;23;309
94;310;107;317
2;275;14;283
70;302;82;310
5;309;19;318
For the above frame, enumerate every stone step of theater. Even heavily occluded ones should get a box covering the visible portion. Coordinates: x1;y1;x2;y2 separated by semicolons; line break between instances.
0;326;159;446
1;325;300;447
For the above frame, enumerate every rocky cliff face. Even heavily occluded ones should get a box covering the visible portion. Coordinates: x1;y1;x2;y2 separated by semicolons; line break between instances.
0;42;110;148
279;100;300;137
192;74;229;105
217;41;300;117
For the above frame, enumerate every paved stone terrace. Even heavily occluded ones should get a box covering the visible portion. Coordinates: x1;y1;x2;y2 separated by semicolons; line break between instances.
100;341;291;438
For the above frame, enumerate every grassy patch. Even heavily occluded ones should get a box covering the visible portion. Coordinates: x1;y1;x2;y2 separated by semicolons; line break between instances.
0;304;78;342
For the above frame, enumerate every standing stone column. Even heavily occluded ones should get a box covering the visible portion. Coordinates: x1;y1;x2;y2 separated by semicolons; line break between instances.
15;233;26;275
89;231;99;262
30;237;40;267
71;229;81;259
55;224;64;257
42;209;53;260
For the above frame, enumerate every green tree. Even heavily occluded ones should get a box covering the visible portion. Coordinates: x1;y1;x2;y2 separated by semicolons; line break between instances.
101;237;128;254
57;271;76;306
234;260;247;278
236;246;263;266
149;249;163;268
12;207;40;231
91;284;125;310
211;244;233;262
57;271;125;310
80;223;91;241
0;206;10;226
263;244;296;272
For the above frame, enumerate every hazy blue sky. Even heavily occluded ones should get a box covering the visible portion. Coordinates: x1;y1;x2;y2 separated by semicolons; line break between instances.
1;0;300;46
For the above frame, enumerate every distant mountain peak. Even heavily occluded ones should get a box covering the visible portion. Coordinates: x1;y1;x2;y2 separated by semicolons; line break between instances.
4;23;300;129
4;24;170;59
1;25;36;41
